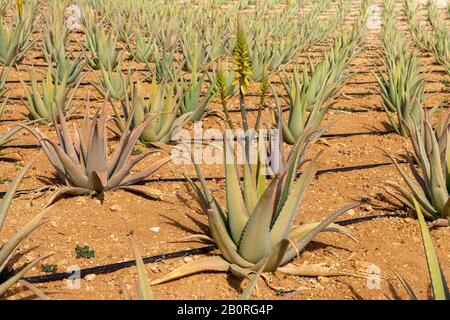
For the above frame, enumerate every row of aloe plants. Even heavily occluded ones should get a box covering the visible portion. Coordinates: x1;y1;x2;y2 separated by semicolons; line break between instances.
0;0;448;300
376;0;426;136
376;0;450;300
0;0;353;126
403;0;450;77
278;0;368;144
378;0;449;223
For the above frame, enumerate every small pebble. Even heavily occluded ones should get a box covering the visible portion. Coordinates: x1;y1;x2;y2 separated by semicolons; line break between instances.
110;205;121;212
184;257;193;263
85;274;96;281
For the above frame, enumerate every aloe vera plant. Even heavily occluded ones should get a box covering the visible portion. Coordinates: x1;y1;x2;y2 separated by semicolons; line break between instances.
0;161;48;296
0;15;34;66
131;31;156;65
180;33;209;74
287;21;362;118
83;25;120;70
274;17;364;145
152;133;361;297
250;42;285;82
26;105;170;205
20;66;81;123
276;66;335;145
313;20;364;106
111;80;192;146
376;11;424;136
147;47;181;83
403;0;429;49
384;111;449;221
93;62;131;101
109;10;135;44
427;1;442;33
426;0;450;77
432;34;450;77
49;46;84;87
177;72;214;122
42;0;70;62
395;199;449;300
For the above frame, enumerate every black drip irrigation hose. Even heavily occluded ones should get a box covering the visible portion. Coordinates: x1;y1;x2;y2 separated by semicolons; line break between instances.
316;161;402;176
179;130;395;143
20;212;407;284
1;130;395;151
0;160;408;197
140;160;407;184
3;144;40;149
22;246;216;284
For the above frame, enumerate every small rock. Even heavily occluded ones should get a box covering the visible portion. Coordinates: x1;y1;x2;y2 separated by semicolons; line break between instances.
347;209;356;216
85;274;96;281
150;227;160;233
361;204;373;212
404;218;414;224
50;221;58;228
183;256;194;263
109;204;121;212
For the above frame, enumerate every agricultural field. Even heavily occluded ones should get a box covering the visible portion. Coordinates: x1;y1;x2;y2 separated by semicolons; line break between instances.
0;0;449;301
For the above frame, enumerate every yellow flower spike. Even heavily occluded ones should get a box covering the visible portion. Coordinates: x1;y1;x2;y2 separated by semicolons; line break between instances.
17;0;23;19
232;15;252;94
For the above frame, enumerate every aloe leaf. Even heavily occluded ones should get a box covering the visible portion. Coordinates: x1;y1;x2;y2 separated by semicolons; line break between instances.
288;222;356;242
224;139;249;244
151;256;230;285
242;158;257;214
414;198;449;300
238;177;280;264
207;206;253;268
131;239;153;300
0;160;33;229
393;270;418;300
0;255;47;296
19;281;51;300
240;257;268;300
270;159;318;246
0;207;48;270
